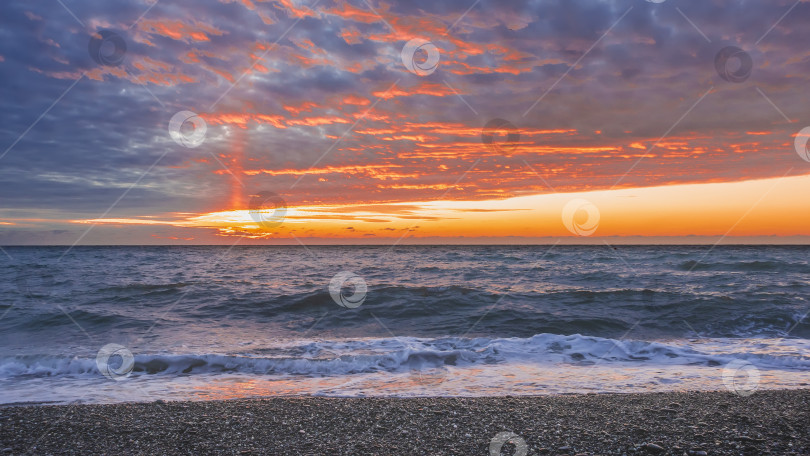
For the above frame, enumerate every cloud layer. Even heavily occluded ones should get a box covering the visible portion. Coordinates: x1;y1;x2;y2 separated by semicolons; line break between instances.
1;0;809;243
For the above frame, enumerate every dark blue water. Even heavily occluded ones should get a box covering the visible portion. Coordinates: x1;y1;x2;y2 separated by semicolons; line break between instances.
1;245;808;403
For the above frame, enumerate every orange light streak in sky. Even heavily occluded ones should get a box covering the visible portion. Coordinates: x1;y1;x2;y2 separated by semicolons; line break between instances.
72;174;810;242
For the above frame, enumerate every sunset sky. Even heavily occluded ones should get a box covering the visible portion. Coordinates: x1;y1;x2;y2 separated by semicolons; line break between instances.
1;0;810;244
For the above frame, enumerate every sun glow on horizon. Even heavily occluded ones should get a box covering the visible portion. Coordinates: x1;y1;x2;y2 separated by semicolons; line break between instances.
63;174;810;242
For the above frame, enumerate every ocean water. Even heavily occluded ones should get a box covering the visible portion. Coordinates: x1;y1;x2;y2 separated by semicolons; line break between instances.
0;245;808;404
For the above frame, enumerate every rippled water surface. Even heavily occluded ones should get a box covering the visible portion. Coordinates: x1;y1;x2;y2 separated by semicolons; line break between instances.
1;245;808;404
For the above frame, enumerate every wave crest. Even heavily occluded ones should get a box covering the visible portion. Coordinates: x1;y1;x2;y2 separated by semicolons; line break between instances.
2;334;807;379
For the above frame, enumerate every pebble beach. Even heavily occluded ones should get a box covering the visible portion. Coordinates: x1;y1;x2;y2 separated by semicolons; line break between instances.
1;389;808;455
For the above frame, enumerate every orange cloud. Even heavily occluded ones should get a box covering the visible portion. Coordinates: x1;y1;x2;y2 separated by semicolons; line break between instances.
340;26;363;44
237;164;416;179
343;94;370;106
373;82;457;99
324;1;382;24
137;19;226;43
202;112;286;129
284;101;320;116
274;0;318;18
287;116;350;126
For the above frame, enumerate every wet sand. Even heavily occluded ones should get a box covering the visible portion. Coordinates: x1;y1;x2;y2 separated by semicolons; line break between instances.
0;389;808;455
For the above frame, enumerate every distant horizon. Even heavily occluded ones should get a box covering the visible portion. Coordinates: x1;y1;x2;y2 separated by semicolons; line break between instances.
6;236;810;247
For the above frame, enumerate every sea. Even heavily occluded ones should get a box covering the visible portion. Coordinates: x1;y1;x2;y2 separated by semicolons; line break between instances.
1;245;808;405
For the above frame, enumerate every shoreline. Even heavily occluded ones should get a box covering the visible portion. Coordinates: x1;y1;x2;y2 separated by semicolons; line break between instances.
1;389;807;455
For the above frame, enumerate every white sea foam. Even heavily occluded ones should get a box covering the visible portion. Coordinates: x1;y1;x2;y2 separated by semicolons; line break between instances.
1;334;807;380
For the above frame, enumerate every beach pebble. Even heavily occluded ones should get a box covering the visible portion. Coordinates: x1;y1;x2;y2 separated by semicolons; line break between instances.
0;391;804;455
644;442;665;453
